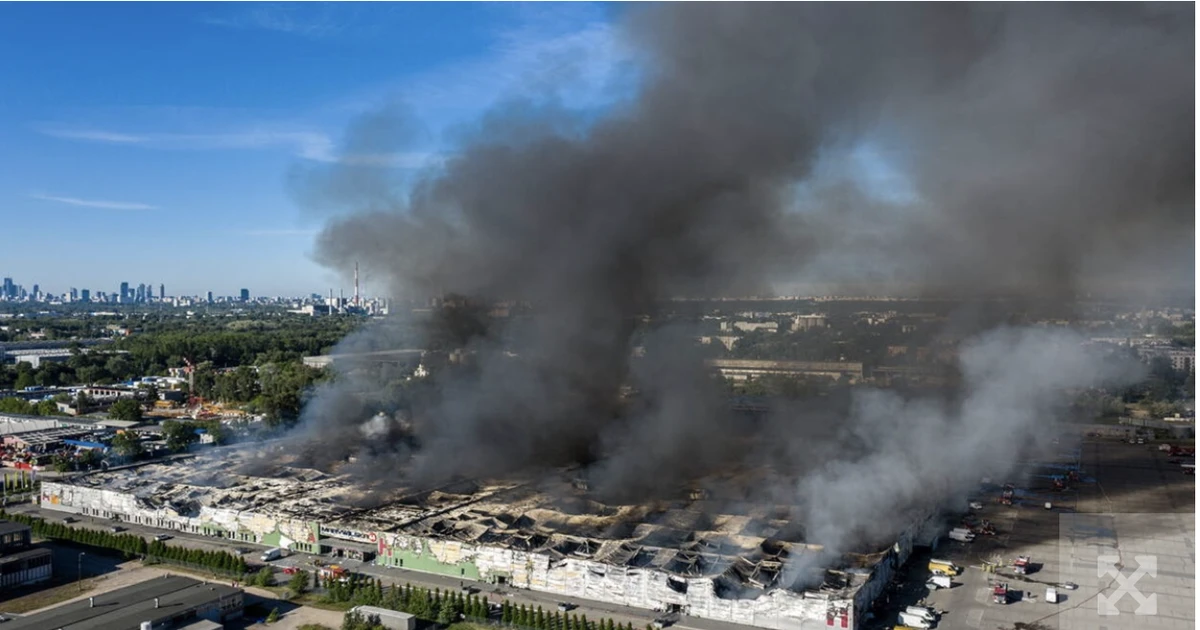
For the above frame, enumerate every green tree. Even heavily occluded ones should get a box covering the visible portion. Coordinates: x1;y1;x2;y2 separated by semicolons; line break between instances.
0;397;32;414
142;384;160;407
35;399;62;416
75;391;95;411
109;398;143;422
254;566;275;587
288;569;310;597
110;431;144;459
266;607;280;624
161;420;199;452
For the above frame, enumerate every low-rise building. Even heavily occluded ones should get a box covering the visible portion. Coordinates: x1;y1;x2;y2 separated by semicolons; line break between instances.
0;520;51;590
1;575;242;630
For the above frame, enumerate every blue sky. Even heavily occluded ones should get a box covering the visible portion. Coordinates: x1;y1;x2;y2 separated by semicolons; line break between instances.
0;2;629;297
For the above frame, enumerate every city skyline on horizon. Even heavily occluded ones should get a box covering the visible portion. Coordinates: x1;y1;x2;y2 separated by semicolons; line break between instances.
0;3;630;296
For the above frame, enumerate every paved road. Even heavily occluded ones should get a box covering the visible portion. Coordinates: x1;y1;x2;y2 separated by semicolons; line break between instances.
10;503;759;630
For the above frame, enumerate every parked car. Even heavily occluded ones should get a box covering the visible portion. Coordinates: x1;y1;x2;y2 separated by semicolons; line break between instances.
153;534;172;541
110;526;125;533
557;603;575;612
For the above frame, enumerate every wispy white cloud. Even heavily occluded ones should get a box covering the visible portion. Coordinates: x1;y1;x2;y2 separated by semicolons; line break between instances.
29;193;157;211
328;4;632;124
239;229;320;237
38;125;442;168
200;4;351;38
40;125;333;159
43;129;147;143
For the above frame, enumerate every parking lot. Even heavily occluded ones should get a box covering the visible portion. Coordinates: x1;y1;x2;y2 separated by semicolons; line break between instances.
904;436;1194;630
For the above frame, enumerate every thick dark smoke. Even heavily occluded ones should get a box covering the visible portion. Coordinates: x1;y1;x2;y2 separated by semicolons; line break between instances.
289;4;1190;573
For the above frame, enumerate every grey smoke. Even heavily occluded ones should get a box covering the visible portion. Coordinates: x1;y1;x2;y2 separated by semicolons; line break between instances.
782;327;1142;582
289;3;1189;573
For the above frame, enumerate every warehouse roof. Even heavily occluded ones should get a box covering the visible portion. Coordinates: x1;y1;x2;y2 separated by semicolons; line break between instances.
0;520;31;537
2;575;241;630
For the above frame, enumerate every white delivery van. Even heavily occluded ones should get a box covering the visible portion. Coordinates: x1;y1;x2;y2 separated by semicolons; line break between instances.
260;548;282;562
897;612;932;629
1046;587;1059;604
904;606;937;622
926;575;952;590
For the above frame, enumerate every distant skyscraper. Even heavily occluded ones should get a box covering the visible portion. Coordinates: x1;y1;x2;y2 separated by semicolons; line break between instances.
80;289;90;302
206;291;214;304
119;282;129;301
2;277;14;299
31;284;38;300
159;284;165;300
239;288;250;302
69;288;78;302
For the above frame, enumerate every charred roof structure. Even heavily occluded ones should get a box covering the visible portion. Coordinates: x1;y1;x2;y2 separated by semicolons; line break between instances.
41;447;932;629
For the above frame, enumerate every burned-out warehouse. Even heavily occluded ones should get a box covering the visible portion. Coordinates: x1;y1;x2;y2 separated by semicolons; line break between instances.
39;448;939;629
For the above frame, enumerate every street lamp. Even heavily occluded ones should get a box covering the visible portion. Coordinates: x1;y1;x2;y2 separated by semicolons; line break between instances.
77;553;86;592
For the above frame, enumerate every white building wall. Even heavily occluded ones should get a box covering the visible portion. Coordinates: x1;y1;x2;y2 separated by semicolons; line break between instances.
40;482;856;629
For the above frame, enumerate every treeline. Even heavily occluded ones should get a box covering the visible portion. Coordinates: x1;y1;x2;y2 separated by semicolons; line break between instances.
192;362;328;424
0;396;67;416
329;577;639;630
115;324;354;371
0;510;248;575
0;315;359;390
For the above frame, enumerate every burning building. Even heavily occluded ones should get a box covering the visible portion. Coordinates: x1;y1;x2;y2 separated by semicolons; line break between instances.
39;447;939;629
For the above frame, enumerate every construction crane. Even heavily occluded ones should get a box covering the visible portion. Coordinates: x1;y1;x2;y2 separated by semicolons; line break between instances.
183;358;203;408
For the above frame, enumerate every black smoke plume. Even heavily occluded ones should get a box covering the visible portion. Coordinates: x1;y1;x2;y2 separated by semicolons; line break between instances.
289;4;1190;572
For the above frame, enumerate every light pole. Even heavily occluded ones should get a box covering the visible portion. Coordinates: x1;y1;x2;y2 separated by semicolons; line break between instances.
77;553;86;592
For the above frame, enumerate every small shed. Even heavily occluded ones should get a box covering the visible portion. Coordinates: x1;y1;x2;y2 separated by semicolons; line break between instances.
348;606;415;630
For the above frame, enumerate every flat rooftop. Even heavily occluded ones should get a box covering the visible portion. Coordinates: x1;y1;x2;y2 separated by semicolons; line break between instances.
3;575;240;630
64;447;890;597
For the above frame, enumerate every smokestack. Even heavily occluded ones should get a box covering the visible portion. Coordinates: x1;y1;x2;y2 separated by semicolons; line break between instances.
354;262;360;308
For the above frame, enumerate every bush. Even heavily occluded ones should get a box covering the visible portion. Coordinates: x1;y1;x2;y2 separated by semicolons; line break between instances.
254;566;275;588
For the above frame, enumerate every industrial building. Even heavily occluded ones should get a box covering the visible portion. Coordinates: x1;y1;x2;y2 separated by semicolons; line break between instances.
0;520;52;589
705;359;865;383
302;349;425;369
1;575;243;630
39;448;936;630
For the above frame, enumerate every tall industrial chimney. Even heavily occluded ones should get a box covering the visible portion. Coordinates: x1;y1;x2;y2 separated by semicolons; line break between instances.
353;262;360;308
